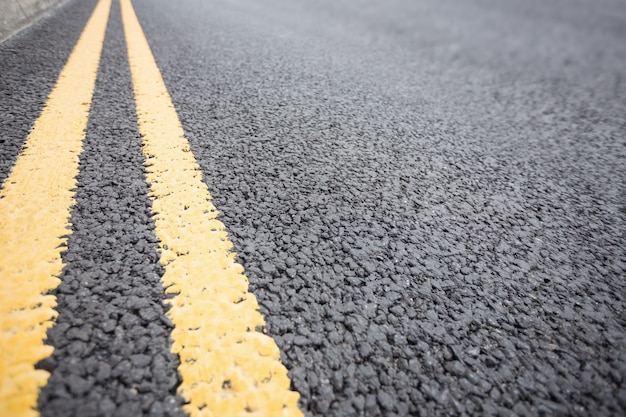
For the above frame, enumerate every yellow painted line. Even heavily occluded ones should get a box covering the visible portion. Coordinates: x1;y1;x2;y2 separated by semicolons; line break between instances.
0;0;111;416
120;0;303;416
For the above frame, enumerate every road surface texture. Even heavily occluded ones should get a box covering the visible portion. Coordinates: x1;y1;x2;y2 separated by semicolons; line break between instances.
1;0;625;416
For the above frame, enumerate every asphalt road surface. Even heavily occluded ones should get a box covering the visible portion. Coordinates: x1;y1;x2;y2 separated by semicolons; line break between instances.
1;0;625;416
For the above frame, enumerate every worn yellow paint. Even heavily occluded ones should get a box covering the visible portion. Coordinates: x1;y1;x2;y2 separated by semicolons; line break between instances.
0;0;111;416
120;0;302;416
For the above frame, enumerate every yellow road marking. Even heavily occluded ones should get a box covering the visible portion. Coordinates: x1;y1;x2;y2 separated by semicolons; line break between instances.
120;0;303;416
0;0;111;416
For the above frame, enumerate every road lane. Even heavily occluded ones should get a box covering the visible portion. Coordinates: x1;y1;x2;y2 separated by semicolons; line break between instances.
0;0;110;415
134;0;626;415
0;0;625;416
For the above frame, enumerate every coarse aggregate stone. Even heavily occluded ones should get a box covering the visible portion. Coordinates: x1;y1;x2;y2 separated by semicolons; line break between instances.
135;0;626;415
32;1;186;416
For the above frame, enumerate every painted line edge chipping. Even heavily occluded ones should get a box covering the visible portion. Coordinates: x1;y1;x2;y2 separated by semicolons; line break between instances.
0;0;112;416
119;0;303;416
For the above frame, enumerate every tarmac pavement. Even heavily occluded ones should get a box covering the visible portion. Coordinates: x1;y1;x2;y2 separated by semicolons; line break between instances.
1;0;625;416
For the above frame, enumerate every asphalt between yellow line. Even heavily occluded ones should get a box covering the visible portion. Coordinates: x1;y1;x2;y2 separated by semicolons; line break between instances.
0;0;111;416
120;0;303;415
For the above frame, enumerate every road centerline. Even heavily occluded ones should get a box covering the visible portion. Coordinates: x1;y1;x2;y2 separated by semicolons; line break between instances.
119;0;303;415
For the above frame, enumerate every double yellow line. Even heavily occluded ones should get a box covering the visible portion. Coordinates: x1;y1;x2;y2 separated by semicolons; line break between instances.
0;1;302;416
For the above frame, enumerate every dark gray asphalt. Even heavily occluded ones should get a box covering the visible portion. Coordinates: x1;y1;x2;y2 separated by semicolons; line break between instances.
1;0;625;416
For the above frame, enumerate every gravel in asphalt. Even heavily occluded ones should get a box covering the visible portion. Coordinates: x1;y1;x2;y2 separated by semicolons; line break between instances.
135;0;626;415
1;0;625;416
